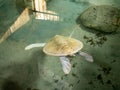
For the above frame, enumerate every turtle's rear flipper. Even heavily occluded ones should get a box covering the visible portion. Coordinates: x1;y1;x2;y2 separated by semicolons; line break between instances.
25;43;46;50
59;56;71;74
78;51;94;62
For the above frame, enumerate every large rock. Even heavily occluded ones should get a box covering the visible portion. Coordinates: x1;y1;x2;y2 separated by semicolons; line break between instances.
77;5;120;33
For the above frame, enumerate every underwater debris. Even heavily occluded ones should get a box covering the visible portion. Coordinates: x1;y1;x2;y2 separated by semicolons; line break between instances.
88;81;93;85
99;36;107;41
38;64;71;90
106;80;118;90
96;74;104;85
61;74;68;80
110;60;116;63
96;40;104;47
71;73;79;78
96;32;104;37
86;37;93;43
99;65;112;75
77;80;80;84
87;80;96;88
54;79;59;83
111;85;115;90
102;67;111;75
85;37;96;46
83;33;107;47
106;80;112;84
89;73;115;88
72;62;77;68
83;35;89;39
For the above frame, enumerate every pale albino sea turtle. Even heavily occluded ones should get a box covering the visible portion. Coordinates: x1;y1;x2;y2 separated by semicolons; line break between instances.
25;35;93;74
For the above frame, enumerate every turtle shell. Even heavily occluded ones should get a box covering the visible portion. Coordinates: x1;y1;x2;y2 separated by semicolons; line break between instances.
43;35;83;56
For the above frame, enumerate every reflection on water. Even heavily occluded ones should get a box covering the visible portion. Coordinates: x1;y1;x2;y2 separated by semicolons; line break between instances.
0;0;61;44
34;0;60;21
0;8;30;44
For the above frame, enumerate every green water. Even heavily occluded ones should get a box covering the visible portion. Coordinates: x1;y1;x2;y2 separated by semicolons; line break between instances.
0;0;120;90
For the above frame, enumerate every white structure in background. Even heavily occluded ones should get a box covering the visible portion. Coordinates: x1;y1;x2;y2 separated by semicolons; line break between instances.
0;0;61;44
0;8;30;44
33;0;60;21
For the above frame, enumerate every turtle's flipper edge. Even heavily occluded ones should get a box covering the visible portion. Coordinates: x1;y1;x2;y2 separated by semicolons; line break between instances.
78;51;94;62
59;56;71;74
25;43;46;50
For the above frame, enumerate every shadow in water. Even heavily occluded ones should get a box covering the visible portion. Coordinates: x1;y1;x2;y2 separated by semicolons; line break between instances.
2;80;23;90
0;47;46;89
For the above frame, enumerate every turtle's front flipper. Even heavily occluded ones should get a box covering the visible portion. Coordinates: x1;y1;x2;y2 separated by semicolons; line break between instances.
25;43;46;50
77;51;94;62
59;56;71;74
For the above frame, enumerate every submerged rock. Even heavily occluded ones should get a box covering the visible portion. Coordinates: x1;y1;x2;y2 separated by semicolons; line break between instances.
77;5;120;33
